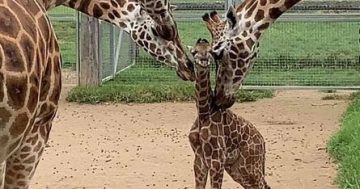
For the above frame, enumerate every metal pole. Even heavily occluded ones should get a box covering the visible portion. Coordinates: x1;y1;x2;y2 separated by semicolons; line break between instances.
113;30;124;77
76;11;80;86
98;20;103;83
110;24;116;75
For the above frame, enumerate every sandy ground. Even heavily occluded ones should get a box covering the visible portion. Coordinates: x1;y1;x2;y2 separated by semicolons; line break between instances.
31;90;350;189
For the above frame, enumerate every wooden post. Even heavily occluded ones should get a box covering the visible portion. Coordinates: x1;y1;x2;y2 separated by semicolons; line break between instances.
79;14;101;87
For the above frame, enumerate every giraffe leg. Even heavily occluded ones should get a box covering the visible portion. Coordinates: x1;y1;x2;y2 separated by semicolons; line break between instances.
4;104;56;189
0;162;5;188
225;146;270;189
208;158;225;189
193;154;208;189
189;126;208;189
225;160;252;189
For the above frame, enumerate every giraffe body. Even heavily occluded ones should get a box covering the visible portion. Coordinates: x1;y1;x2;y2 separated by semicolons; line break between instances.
0;0;194;188
188;39;269;189
0;0;61;188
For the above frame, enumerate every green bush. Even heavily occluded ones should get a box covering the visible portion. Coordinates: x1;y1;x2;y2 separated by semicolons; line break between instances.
328;92;360;189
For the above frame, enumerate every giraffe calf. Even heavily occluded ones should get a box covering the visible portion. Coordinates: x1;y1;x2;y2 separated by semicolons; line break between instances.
188;39;270;189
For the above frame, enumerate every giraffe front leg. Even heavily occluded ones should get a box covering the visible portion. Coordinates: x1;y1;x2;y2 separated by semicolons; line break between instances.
4;104;56;189
189;128;208;189
203;145;225;189
0;162;5;189
193;154;208;189
208;158;225;189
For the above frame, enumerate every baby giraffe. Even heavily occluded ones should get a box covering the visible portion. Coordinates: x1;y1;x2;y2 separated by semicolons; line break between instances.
188;38;270;189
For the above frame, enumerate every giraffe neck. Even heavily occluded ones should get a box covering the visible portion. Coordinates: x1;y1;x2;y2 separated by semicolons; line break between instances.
62;0;139;31
195;67;212;120
235;0;301;37
44;0;174;36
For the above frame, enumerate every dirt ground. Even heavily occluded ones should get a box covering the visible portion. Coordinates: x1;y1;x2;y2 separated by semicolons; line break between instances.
31;90;350;189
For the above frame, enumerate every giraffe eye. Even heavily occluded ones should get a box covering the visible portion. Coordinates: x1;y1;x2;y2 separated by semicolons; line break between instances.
191;50;197;56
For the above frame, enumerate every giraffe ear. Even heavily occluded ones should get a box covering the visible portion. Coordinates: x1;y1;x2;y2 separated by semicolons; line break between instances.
226;5;239;29
202;13;210;22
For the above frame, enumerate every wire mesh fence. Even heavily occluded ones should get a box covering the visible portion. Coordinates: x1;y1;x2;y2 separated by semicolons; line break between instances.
49;6;136;85
49;7;78;85
98;22;136;82
112;4;360;89
49;1;360;89
246;15;360;89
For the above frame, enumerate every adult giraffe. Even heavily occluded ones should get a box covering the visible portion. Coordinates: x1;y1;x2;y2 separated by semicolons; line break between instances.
204;0;302;109
0;0;194;188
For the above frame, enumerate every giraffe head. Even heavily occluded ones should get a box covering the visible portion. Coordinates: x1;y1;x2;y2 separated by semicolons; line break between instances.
202;11;226;45
204;6;242;58
127;10;194;81
138;0;195;81
189;38;212;71
144;0;178;41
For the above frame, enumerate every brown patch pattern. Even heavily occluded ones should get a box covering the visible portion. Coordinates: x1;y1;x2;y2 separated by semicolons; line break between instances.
10;113;29;138
6;75;28;110
0;7;20;38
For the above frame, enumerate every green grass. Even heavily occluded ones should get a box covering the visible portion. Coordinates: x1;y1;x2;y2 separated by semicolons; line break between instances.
66;82;274;104
328;92;360;189
247;68;360;86
322;94;350;100
178;20;360;59
67;62;273;103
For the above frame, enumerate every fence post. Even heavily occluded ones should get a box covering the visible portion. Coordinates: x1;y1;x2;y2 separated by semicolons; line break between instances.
110;24;116;77
225;0;242;10
79;15;101;87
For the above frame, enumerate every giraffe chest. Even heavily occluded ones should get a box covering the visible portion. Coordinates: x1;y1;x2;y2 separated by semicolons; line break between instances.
203;111;242;162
